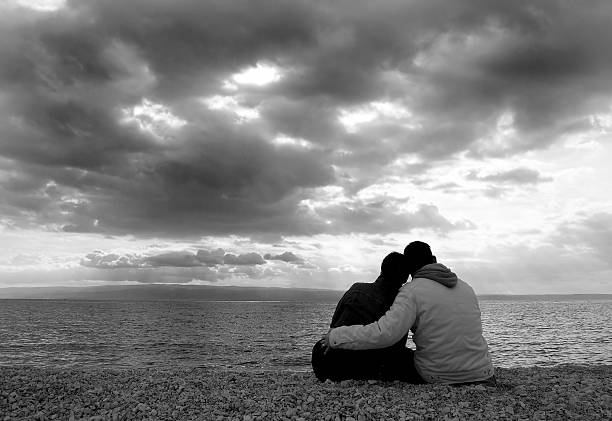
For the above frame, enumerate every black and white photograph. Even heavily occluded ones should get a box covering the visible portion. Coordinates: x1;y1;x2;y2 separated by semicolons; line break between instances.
0;0;610;419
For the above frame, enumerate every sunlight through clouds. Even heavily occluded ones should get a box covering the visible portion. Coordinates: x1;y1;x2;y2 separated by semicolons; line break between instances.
121;99;186;140
338;101;418;133
203;95;260;122
15;0;64;12
338;107;377;131
230;62;283;87
210;60;285;94
272;134;315;149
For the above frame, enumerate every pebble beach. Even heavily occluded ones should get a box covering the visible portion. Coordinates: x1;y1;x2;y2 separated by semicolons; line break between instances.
1;364;610;420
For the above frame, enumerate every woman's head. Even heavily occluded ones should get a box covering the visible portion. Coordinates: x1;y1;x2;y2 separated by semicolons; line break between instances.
380;252;410;288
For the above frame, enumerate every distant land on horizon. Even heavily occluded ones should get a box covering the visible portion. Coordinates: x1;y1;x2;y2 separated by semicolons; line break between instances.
0;284;610;302
0;284;344;302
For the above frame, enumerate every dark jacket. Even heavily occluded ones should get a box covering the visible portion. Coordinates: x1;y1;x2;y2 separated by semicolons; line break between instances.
330;275;408;352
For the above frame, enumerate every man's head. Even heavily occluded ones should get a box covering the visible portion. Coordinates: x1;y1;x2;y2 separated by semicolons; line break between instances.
380;252;410;288
403;241;436;275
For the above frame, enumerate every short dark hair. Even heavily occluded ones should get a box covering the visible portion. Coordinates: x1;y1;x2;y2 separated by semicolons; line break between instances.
380;252;409;286
403;241;435;273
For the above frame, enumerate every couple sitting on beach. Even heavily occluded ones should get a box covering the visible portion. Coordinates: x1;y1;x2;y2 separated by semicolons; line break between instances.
312;241;495;385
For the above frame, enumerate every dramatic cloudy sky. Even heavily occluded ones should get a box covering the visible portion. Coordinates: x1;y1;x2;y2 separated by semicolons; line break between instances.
1;0;611;294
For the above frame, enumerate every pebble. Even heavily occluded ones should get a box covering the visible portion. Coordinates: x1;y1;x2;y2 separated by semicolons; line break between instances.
0;365;609;420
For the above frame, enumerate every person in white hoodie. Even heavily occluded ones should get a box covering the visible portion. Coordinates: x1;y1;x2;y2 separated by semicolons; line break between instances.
322;241;495;385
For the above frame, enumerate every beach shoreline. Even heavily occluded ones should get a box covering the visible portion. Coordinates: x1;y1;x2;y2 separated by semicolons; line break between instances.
1;364;610;420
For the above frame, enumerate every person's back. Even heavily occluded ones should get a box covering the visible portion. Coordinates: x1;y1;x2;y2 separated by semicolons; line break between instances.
407;270;493;383
311;252;409;381
330;281;391;328
330;279;407;353
404;241;493;383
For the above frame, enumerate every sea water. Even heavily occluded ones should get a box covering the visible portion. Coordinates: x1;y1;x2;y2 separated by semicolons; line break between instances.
0;297;610;370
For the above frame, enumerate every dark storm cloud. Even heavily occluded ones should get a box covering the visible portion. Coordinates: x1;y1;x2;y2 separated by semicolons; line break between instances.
75;0;319;100
2;0;612;237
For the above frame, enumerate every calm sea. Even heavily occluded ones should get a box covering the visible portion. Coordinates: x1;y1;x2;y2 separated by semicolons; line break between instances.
0;297;610;371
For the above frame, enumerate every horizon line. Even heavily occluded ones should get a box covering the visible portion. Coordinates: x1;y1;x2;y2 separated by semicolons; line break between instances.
0;284;610;297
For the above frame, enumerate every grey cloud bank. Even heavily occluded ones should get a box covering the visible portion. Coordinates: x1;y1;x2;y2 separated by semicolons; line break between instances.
1;0;611;238
264;252;303;263
72;247;313;285
81;248;305;270
467;167;553;185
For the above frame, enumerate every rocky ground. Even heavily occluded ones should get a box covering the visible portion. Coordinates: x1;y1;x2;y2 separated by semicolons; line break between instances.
1;365;610;420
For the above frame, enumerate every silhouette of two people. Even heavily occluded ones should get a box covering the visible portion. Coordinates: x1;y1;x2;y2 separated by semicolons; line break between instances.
312;241;495;385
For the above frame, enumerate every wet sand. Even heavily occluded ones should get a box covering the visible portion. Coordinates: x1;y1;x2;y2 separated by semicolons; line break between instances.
1;364;610;420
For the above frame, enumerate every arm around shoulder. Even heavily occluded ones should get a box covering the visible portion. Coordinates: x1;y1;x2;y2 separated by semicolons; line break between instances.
329;285;417;350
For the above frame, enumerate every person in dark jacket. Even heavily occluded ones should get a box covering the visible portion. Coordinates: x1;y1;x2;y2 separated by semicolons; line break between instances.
311;252;414;381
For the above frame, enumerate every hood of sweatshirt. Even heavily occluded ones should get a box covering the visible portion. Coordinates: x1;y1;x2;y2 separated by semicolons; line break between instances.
412;263;458;288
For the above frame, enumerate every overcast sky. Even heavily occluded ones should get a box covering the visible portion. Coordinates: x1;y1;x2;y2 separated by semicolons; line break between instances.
1;0;611;294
